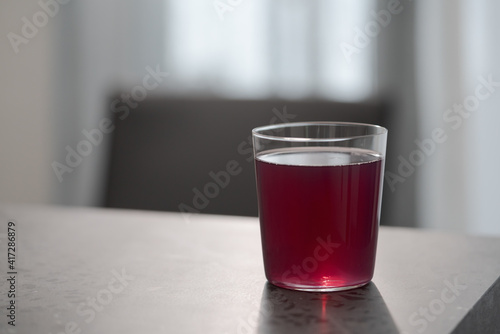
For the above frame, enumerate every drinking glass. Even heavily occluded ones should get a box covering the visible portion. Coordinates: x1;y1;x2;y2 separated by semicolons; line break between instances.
253;122;387;292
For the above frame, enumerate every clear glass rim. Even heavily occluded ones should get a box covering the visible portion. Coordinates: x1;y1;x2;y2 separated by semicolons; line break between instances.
252;121;388;142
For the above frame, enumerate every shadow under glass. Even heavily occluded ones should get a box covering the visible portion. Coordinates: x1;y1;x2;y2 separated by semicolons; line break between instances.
256;282;399;334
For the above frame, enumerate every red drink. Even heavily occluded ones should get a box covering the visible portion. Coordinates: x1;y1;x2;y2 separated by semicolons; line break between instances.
255;147;384;291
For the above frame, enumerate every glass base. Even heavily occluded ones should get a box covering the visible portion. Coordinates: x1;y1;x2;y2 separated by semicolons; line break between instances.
269;280;370;292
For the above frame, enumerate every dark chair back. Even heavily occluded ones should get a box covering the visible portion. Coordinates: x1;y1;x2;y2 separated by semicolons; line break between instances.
104;98;388;217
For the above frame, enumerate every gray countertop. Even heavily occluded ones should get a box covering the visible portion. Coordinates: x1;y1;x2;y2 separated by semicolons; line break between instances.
0;204;499;334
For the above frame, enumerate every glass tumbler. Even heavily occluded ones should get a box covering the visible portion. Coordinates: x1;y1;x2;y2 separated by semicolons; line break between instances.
253;122;387;292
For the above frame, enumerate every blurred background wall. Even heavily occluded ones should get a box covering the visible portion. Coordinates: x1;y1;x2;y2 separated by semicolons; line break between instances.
1;0;499;235
1;1;54;205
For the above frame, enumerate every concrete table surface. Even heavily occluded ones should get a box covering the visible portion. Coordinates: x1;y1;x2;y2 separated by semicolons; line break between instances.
0;204;499;334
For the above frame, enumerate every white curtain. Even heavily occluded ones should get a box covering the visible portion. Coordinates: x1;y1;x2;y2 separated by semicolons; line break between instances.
415;0;500;235
164;0;376;101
